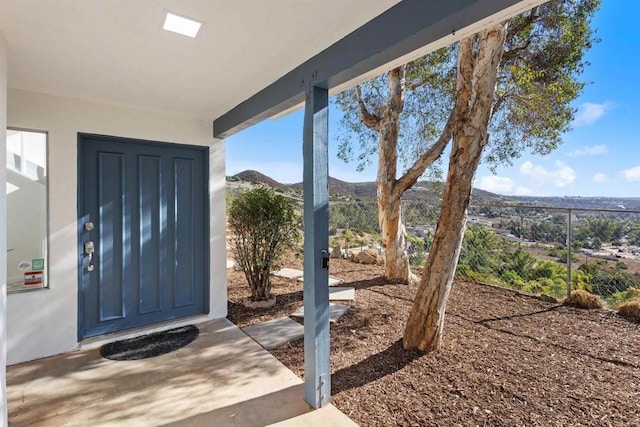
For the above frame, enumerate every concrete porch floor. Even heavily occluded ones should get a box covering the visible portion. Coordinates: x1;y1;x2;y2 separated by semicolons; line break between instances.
7;318;356;426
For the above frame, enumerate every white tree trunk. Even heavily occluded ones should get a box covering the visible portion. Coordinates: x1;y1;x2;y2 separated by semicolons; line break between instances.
378;191;415;284
403;23;507;351
375;67;416;284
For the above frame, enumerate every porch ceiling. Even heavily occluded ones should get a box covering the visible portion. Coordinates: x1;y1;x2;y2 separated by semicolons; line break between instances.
0;0;399;122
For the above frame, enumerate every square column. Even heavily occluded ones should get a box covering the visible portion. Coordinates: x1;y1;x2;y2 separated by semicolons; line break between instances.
302;84;330;408
0;31;8;427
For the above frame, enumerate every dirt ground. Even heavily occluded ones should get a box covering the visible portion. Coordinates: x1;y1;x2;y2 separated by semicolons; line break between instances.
227;254;640;426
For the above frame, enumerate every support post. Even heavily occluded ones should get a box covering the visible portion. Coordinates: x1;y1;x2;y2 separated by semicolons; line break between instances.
566;209;572;299
0;31;8;427
302;84;330;408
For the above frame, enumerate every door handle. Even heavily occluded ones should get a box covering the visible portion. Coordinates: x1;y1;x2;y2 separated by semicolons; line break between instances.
85;241;95;272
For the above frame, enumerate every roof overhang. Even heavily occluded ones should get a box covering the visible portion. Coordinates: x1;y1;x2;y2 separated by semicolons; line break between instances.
213;0;548;138
0;0;548;140
0;0;400;124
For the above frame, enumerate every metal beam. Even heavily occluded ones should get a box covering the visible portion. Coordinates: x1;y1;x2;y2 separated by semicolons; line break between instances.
302;85;330;408
213;0;546;138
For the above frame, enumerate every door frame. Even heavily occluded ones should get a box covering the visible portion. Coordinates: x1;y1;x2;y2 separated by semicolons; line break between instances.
76;133;210;341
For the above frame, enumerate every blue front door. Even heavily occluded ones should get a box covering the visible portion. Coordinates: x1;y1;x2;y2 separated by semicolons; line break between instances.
78;134;209;339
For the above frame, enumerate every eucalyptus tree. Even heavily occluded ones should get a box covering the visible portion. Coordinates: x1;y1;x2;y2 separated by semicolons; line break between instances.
335;0;600;351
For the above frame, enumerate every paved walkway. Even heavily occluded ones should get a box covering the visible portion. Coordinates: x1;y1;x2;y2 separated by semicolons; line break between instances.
242;269;354;350
7;318;357;426
243;317;305;350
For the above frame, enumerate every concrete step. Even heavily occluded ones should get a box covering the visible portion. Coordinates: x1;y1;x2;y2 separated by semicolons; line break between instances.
291;303;350;323
272;268;304;279
329;287;355;301
242;317;304;350
298;276;344;286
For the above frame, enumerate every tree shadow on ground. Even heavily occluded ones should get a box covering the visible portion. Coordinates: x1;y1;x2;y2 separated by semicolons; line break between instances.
344;275;397;290
366;287;415;303
331;339;423;394
473;305;562;323
451;309;640;369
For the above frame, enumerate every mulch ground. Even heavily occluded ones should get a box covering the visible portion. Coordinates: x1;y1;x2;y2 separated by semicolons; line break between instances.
227;254;640;426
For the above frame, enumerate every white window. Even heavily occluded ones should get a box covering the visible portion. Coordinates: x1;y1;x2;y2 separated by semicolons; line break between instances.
6;129;48;292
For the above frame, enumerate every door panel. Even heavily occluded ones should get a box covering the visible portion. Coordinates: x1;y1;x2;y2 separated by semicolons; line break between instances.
174;158;196;308
138;155;162;315
79;135;208;339
97;152;125;322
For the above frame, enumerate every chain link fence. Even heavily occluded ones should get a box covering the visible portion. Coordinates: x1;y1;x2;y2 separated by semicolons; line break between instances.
328;201;380;255
229;187;640;306
326;199;640;305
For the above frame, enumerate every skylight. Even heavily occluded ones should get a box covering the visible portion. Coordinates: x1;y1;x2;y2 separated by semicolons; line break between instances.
163;12;202;38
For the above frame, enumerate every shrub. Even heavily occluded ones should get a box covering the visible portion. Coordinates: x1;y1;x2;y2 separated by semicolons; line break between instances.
617;300;640;321
501;270;525;286
564;289;605;310
606;287;640;308
228;188;300;303
615;261;628;270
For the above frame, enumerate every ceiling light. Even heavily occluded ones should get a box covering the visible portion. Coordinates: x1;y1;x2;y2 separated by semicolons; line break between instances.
163;12;202;38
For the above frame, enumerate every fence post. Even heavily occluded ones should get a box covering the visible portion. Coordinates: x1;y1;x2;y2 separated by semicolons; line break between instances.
566;208;572;299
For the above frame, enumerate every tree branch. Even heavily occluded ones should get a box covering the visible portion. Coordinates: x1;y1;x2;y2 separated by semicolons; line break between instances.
395;108;456;195
502;39;532;62
355;85;381;130
503;7;539;62
492;93;508;114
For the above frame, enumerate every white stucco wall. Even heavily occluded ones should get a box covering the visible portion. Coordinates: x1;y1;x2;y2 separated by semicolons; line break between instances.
1;31;9;427
6;89;227;365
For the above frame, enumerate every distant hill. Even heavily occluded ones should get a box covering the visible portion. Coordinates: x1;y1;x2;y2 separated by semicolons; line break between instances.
226;169;640;211
403;181;506;205
228;170;286;190
507;196;640;211
227;169;504;204
289;177;378;199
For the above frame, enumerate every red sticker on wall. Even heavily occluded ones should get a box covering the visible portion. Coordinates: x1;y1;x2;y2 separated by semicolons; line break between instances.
24;271;44;286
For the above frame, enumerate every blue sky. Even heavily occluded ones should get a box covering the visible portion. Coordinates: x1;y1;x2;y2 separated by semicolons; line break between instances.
227;1;640;198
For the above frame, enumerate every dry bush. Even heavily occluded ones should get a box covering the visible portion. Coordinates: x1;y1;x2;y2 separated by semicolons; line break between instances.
617;299;640;321
564;289;605;309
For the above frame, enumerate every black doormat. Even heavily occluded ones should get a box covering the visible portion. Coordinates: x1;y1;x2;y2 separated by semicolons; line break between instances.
100;325;199;361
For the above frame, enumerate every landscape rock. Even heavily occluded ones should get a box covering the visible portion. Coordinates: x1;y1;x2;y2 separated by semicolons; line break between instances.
243;296;276;309
331;245;345;259
355;249;380;265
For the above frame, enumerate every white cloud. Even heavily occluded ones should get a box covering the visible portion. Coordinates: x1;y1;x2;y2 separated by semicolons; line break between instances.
593;173;608;183
330;165;377;183
621;166;640;183
573;101;615;126
567;144;608;157
515;186;534;196
477;175;514;194
520;160;576;188
476;177;537;196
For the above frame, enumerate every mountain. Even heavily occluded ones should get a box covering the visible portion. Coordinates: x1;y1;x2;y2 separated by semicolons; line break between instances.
289;177;378;199
226;169;640;210
227;169;503;204
228;170;287;190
